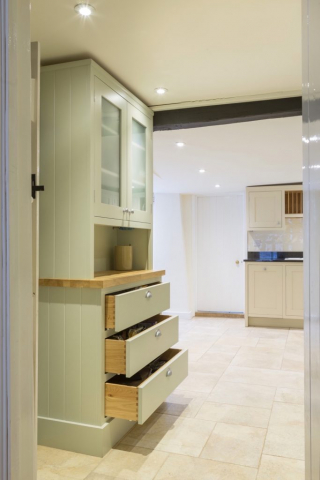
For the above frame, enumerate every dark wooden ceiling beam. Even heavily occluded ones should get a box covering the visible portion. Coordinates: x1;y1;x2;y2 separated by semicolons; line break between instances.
153;96;302;131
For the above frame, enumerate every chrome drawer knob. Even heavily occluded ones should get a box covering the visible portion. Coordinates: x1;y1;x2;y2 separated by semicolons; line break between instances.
123;208;129;213
166;368;172;377
145;291;152;299
130;209;134;214
155;329;162;338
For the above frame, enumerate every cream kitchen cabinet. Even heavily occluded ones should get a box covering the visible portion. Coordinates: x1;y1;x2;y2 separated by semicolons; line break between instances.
246;184;303;231
247;264;283;317
285;265;304;318
245;262;304;328
247;190;283;229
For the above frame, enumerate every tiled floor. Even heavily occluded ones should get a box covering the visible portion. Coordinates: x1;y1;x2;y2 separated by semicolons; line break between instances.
37;317;305;480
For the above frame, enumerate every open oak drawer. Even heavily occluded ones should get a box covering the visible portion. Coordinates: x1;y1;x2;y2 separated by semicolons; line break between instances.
105;348;188;424
105;314;179;377
105;282;170;331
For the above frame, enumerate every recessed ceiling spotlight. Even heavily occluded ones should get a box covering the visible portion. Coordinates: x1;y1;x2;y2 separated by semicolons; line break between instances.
176;142;185;147
74;3;95;16
155;87;168;95
215;184;221;188
199;169;206;173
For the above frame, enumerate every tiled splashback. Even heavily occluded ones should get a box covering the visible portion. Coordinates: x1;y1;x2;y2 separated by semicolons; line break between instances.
248;218;303;252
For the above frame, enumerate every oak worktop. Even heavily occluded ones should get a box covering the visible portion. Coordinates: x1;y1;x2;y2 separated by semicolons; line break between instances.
39;270;165;289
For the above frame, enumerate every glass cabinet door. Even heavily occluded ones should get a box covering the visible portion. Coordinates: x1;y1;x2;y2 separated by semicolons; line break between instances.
127;104;153;224
94;77;127;220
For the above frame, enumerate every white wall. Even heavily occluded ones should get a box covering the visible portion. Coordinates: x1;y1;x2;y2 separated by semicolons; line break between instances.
153;194;196;320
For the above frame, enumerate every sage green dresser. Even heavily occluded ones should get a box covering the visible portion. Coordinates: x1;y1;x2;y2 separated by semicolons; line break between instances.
38;60;188;457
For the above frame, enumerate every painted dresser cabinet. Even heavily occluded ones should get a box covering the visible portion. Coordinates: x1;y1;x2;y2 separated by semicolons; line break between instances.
38;60;188;457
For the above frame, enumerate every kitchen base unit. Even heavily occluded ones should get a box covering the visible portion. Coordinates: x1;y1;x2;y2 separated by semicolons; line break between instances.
38;270;188;457
245;262;303;329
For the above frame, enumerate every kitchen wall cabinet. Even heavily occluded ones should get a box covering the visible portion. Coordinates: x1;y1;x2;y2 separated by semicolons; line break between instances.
40;60;154;279
248;264;283;317
285;265;304;318
248;190;283;229
246;184;303;231
245;261;304;328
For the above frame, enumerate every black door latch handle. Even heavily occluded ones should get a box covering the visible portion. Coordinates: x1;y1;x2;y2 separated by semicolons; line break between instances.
31;174;44;199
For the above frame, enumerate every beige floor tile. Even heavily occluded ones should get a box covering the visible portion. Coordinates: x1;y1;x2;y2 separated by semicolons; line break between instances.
37;446;100;479
239;345;285;355
79;474;116;480
275;387;304;405
208;382;276;409
221;366;304;389
207;344;241;356
231;352;283;370
263;425;305;460
257;337;287;348
37;446;80;468
215;336;259;347
196;402;271;428
156;390;208;418
247;328;289;340
257;454;305;480
93;445;168;480
121;414;216;457
37;468;83;480
198;350;237;364
269;402;304;427
189;359;230;376
201;422;266;468
154;454;257;480
281;351;304;372
175;372;220;393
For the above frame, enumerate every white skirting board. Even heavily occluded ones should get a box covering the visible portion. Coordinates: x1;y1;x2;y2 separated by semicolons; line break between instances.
38;416;135;457
163;309;194;320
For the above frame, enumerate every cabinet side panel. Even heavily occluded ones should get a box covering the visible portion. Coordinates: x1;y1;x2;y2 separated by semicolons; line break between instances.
70;67;92;278
39;71;55;278
81;289;103;425
48;288;66;419
65;289;82;422
54;69;72;277
40;65;92;279
38;287;50;416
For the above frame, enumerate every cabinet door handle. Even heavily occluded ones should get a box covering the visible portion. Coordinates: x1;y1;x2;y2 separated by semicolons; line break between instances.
155;329;161;338
123;208;129;213
145;291;152;299
166;368;172;377
130;209;134;214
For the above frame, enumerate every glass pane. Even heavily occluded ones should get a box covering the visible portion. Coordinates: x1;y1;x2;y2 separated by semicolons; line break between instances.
101;97;121;206
132;119;146;211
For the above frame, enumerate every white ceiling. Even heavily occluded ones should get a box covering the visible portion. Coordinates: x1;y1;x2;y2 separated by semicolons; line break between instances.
31;0;302;108
153;117;303;194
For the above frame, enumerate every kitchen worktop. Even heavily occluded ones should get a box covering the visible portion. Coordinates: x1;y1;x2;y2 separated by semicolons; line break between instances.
39;269;166;289
244;252;303;263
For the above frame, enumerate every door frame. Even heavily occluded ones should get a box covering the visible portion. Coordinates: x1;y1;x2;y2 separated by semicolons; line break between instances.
0;0;36;478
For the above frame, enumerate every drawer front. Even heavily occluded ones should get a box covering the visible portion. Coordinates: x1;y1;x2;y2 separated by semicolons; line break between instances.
111;282;170;331
126;315;179;377
105;348;188;423
138;349;188;424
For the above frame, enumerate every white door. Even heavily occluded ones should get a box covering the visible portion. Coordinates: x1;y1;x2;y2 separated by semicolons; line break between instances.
197;195;245;313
